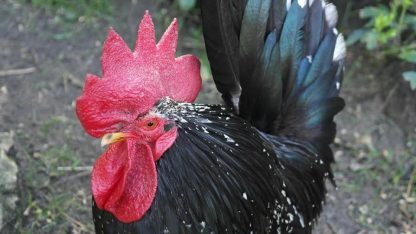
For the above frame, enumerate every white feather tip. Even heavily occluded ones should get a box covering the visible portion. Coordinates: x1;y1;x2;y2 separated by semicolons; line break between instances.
286;0;292;11
333;34;346;62
324;3;338;29
298;0;307;8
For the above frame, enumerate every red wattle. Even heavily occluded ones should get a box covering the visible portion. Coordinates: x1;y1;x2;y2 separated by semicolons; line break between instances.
92;140;157;223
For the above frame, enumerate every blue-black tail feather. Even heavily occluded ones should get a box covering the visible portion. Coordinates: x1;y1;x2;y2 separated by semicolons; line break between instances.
201;0;345;155
201;0;346;228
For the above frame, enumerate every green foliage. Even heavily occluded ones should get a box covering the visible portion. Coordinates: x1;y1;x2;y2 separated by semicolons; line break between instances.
28;0;112;22
178;0;197;12
347;0;416;89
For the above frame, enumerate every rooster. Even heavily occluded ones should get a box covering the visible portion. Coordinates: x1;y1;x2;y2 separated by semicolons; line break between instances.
75;0;346;233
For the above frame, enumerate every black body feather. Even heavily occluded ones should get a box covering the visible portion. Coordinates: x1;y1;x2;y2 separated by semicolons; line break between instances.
93;0;346;233
93;100;325;233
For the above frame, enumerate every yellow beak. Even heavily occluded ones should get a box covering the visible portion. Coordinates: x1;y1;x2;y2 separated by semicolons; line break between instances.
101;132;127;147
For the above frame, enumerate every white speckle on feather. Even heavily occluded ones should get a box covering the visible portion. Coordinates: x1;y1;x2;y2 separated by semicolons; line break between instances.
309;0;315;6
198;118;212;124
319;159;324;164
243;192;248;200
286;0;291;11
288;213;294;222
333;34;346;62
307;55;312;63
298;0;306;8
336;82;341;90
163;227;169;233
224;134;235;142
333;28;338;35
324;3;338;29
231;95;240;113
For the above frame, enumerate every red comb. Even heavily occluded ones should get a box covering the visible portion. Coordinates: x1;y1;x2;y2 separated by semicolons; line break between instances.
76;12;201;138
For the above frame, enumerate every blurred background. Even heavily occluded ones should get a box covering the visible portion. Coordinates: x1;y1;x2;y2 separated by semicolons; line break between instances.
0;0;415;233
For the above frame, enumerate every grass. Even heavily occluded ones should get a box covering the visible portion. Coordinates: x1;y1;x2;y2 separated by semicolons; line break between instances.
336;135;416;232
17;191;93;233
40;116;66;136
17;0;113;41
16;143;92;233
27;0;112;23
24;144;82;188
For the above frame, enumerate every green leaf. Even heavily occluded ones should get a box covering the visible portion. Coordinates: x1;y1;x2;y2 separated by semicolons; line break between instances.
359;6;388;19
404;15;416;31
374;14;394;31
346;29;366;45
403;71;416;90
178;0;196;11
364;31;379;50
399;50;416;63
403;0;413;7
359;7;379;18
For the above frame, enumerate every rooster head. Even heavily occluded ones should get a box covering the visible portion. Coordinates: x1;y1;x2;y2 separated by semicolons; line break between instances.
75;12;201;223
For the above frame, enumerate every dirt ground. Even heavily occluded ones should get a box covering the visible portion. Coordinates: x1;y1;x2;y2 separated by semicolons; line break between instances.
0;0;415;233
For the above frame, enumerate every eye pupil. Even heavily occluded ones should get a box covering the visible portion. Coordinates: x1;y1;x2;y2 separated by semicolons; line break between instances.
147;122;154;127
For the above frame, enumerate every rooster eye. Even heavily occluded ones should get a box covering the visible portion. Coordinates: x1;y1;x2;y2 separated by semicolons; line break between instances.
144;119;158;130
147;122;155;127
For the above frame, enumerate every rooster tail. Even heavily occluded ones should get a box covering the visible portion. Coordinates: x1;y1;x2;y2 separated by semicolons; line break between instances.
201;0;345;227
273;0;346;166
201;0;345;161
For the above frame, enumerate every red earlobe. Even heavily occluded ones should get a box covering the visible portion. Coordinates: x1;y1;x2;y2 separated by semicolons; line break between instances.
153;127;178;161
